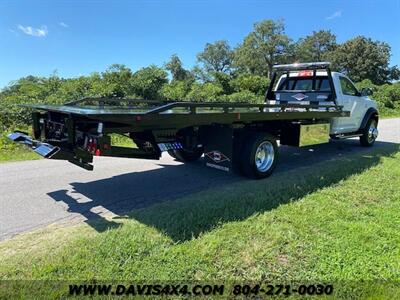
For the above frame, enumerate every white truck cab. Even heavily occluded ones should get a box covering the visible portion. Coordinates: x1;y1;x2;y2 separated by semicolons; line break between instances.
270;63;379;146
329;72;377;134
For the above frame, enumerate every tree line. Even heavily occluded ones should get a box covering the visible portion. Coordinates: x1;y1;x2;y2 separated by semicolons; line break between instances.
1;19;399;131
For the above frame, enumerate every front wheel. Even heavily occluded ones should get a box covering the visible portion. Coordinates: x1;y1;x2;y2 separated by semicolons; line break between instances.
240;133;279;179
360;118;378;147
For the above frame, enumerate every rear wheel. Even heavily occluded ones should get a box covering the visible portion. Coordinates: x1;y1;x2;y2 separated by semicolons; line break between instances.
360;118;378;147
240;133;279;179
169;148;203;162
167;150;177;159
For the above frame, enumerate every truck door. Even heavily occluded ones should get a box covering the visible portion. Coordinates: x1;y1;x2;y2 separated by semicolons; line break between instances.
334;76;364;132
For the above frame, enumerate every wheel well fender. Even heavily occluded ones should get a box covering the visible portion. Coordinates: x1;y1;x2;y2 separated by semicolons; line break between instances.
358;108;379;132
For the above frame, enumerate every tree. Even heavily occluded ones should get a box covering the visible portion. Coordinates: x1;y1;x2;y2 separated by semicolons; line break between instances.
212;72;234;95
186;82;223;102
98;64;134;97
233;19;291;77
161;80;192;101
197;40;233;74
165;54;192;81
330;36;399;84
295;30;336;62
131;65;168;99
231;74;270;95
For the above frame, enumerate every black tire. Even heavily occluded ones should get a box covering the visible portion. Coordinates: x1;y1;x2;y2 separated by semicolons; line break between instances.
240;132;279;179
359;118;378;147
167;150;177;159
170;148;203;162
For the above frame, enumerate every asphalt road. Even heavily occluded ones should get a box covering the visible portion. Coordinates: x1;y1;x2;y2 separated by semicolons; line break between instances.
1;118;399;240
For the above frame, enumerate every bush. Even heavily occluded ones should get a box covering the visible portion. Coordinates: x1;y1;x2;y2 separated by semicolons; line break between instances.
186;83;224;102
355;79;379;93
161;81;192;101
220;90;263;104
231;74;270;95
355;80;400;114
131;66;168;100
374;83;400;109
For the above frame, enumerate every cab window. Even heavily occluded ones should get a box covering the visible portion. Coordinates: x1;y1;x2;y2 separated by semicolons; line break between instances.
277;77;331;91
339;76;359;96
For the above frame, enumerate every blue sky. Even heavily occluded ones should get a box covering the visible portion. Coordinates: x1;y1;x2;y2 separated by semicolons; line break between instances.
0;0;399;88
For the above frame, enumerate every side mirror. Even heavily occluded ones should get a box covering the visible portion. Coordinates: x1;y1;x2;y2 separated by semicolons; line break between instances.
360;87;373;96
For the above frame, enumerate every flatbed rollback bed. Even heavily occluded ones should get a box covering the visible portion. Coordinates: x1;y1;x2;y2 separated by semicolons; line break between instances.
9;62;373;179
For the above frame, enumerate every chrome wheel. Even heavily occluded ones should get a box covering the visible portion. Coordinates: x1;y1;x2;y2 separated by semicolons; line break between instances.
367;121;378;143
255;141;275;172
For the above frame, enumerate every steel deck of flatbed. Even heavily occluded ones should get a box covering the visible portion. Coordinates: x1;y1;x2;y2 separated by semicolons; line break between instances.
26;99;350;130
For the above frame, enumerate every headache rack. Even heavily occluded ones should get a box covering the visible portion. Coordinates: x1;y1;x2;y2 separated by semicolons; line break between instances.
266;61;337;105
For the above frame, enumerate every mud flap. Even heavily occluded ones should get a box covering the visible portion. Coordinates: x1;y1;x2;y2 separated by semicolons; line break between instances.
202;125;240;173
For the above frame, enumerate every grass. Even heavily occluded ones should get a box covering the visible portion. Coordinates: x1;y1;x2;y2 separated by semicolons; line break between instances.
0;147;40;162
380;108;400;119
0;129;41;163
0;144;399;298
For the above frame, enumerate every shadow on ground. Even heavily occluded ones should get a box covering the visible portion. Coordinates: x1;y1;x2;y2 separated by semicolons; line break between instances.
47;140;399;241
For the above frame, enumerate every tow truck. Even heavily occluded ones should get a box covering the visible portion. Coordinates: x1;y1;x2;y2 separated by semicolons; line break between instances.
8;62;379;179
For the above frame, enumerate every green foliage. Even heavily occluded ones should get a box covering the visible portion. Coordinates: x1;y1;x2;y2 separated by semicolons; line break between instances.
355;79;379;92
187;82;224;102
295;30;337;62
161;80;191;101
130;65;168;100
233;19;291;77
220;90;263;104
98;64;134;97
165;54;193;81
374;83;400;109
355;80;400;111
197;40;233;73
211;71;234;94
231;74;270;95
331;36;399;84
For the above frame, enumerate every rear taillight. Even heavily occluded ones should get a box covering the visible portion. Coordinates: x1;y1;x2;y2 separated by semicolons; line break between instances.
298;70;313;77
87;138;98;154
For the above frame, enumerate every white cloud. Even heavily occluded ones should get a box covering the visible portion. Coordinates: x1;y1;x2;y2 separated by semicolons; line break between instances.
18;25;48;37
326;10;342;20
59;22;68;28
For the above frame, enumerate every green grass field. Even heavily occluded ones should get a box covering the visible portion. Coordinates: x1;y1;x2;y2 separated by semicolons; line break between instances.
1;143;399;298
0;147;40;163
